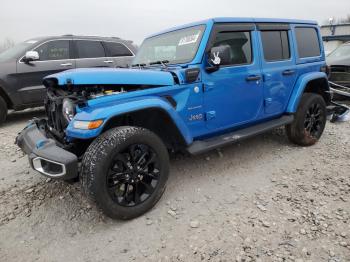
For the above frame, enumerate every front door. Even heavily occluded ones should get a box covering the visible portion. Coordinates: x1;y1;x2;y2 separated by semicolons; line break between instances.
16;39;74;105
202;25;264;131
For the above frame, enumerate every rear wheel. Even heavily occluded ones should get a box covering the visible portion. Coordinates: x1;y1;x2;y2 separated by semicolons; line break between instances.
81;126;169;219
0;96;7;125
286;93;327;146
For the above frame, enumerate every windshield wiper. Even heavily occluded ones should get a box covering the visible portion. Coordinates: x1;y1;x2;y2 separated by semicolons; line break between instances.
149;60;169;67
131;63;147;68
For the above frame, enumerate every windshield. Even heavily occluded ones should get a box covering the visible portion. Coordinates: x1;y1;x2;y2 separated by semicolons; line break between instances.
0;40;38;62
133;25;206;66
328;44;350;59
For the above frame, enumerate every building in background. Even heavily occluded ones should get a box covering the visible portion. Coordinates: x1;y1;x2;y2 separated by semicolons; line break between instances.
321;23;350;55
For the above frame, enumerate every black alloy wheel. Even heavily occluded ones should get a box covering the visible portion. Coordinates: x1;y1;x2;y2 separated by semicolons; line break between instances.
106;144;161;207
81;126;169;220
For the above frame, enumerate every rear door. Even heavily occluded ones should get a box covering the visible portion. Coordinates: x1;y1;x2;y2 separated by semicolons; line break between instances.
16;39;74;105
257;24;297;116
103;41;135;67
74;40;114;68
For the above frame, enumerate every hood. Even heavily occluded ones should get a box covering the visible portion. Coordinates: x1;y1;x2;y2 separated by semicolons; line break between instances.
44;68;176;87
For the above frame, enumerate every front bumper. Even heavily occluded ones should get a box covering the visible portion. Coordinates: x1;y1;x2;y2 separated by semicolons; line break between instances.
16;120;78;179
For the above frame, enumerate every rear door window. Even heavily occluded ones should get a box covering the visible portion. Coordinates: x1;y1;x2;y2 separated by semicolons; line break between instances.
76;40;106;59
260;31;290;61
104;42;134;57
295;27;321;58
34;40;70;61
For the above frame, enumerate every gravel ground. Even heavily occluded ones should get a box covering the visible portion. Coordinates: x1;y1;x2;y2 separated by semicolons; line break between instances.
0;108;349;262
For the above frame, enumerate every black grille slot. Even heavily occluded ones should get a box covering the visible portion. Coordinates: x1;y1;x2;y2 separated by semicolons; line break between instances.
45;91;68;139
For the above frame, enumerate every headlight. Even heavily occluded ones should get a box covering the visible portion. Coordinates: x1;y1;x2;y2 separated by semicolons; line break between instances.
62;98;76;122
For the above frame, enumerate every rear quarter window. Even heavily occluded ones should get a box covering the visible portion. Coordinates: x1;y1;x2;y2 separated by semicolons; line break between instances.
295;27;321;58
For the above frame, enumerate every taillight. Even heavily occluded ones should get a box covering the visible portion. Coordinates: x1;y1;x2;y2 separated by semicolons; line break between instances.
321;65;330;77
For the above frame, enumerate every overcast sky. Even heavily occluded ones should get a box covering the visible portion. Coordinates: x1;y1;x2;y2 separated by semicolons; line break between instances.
1;0;349;45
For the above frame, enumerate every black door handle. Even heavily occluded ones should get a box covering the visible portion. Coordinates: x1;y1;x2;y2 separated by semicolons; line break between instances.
246;75;261;81
282;69;295;76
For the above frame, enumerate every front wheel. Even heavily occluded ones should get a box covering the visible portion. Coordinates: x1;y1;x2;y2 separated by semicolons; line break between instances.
286;93;327;146
81;126;169;220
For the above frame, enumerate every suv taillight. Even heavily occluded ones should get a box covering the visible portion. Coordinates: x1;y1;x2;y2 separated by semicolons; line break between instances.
321;65;330;77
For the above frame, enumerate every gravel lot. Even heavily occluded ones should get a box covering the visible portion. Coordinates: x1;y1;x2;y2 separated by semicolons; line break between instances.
0;108;349;262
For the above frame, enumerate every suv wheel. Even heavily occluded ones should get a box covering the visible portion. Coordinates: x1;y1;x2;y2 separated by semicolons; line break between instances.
0;96;7;125
81;126;169;219
286;93;326;146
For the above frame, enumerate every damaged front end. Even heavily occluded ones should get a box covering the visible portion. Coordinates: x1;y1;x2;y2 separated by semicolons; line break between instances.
16;68;179;179
44;79;136;142
16;82;149;179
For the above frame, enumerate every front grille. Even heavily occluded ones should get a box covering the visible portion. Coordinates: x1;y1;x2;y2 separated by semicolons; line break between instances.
45;91;67;139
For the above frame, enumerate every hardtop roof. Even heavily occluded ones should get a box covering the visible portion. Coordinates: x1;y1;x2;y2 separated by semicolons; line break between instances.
147;17;318;38
213;17;317;24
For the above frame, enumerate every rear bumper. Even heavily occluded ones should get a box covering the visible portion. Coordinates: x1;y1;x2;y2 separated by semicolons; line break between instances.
16;120;78;179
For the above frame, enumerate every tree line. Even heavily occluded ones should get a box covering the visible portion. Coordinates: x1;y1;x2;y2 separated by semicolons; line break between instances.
0;38;15;53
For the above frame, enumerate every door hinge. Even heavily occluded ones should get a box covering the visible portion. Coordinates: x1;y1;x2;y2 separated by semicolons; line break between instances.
206;111;216;120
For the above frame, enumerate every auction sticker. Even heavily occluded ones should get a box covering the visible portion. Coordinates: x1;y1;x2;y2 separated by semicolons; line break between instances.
178;33;200;46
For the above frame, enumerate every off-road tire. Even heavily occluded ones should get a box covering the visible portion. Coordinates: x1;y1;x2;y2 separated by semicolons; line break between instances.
286;93;326;146
81;126;169;220
0;96;7;125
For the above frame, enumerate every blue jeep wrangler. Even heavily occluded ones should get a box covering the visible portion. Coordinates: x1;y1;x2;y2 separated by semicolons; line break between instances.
16;18;331;219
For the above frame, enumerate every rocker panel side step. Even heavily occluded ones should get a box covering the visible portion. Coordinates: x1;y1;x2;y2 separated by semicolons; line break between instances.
187;115;294;155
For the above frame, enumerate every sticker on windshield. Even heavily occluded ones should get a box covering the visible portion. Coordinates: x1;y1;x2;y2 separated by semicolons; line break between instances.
178;33;200;46
26;40;38;44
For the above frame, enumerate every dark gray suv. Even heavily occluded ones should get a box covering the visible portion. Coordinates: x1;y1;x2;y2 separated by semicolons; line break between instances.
0;35;137;124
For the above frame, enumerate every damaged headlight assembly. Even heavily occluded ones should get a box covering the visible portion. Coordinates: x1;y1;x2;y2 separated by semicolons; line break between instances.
62;98;76;122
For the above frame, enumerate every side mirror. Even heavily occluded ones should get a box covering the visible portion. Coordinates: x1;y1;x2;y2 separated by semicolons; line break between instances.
23;51;39;63
206;45;231;73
